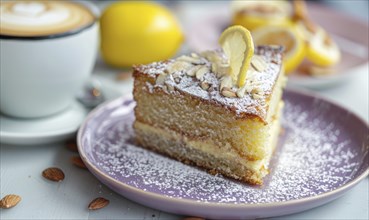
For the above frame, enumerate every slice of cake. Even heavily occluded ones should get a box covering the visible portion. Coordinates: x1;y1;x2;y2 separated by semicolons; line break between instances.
133;26;286;185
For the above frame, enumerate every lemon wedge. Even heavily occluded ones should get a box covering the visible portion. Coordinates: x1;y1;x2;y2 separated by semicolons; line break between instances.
295;20;340;67
252;25;305;74
219;25;254;87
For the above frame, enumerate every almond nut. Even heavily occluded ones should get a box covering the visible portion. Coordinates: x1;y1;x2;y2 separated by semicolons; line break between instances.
187;65;201;76
42;167;65;182
0;194;21;209
251;55;267;72
166;61;192;74
200;81;210;90
177;55;205;65
220;75;233;90
236;84;248;98
195;66;208;81
88;197;110;210
221;88;237;98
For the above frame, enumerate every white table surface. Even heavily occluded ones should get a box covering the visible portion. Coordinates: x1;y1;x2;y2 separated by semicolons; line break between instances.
1;1;368;220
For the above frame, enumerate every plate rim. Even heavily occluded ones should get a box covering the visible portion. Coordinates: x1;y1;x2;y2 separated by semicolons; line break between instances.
77;89;369;209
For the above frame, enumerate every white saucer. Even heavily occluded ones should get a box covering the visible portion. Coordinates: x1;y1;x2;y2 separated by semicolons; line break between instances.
0;100;88;145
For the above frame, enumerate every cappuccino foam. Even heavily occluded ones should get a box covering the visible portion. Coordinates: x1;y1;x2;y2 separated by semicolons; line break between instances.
0;1;95;37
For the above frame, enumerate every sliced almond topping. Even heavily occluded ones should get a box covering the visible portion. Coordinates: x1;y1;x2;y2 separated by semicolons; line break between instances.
177;55;205;65
200;81;210;90
195;66;208;81
191;53;199;58
236;84;248;98
156;73;167;85
166;61;192;74
251;55;267;72
42;167;65;182
220;75;233;90
221;88;237;98
88;197;110;210
216;64;230;77
0;194;21;209
187;65;201;76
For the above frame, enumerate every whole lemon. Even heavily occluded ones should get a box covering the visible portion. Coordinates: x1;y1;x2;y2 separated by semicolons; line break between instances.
100;2;183;67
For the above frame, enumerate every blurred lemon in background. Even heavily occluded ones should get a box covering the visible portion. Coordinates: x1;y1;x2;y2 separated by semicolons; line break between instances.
100;2;183;67
252;25;306;74
295;20;340;67
231;0;292;31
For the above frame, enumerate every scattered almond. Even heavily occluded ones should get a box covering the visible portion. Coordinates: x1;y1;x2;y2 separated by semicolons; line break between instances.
251;55;267;72
200;81;210;90
88;197;110;210
71;156;87;169
221;88;237;98
42;167;65;182
195;66;208;81
0;194;21;209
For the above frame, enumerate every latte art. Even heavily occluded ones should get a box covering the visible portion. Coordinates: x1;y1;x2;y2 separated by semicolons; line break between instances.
0;1;95;37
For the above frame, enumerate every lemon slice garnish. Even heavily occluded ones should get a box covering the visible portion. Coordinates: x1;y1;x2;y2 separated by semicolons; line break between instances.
252;25;306;74
219;25;254;87
296;20;340;67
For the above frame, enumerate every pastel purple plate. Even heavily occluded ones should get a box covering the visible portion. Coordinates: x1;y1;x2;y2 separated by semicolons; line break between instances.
77;89;369;219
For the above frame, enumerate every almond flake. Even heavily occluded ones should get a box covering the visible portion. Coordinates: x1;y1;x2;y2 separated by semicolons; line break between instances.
236;84;248;98
88;197;110;210
251;55;267;72
187;65;201;76
221;88;237;98
200;82;210;90
166;61;192;74
220;75;233;90
191;53;199;58
195;66;208;81
155;73;167;85
177;55;205;65
0;194;21;209
71;156;87;169
42;167;65;182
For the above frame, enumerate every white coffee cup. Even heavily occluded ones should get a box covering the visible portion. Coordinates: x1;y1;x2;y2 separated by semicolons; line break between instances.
0;1;98;118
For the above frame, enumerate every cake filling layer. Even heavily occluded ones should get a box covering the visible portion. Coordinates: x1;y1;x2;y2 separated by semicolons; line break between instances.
134;102;283;184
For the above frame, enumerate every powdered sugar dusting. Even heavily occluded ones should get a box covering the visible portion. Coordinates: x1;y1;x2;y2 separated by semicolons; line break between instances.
81;94;368;204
